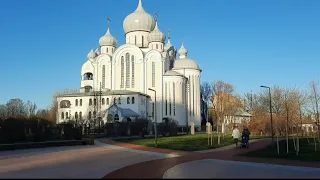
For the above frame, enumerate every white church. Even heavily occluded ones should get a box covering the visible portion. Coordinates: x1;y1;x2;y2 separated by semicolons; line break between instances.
57;0;202;129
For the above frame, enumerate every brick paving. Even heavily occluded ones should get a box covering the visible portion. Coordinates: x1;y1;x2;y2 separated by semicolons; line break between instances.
102;138;320;179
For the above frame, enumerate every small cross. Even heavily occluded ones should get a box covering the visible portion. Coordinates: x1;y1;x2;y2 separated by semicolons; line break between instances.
154;12;158;21
107;17;111;28
168;29;171;40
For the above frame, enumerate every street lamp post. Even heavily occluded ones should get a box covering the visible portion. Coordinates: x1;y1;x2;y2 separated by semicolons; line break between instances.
260;85;274;145
148;88;158;147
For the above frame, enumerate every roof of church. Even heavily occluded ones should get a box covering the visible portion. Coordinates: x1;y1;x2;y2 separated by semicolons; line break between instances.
57;90;150;98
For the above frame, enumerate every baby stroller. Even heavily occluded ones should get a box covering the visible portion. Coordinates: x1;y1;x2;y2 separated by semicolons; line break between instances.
240;134;249;148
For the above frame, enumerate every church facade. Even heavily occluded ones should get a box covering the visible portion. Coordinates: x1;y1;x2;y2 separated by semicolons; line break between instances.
56;0;202;128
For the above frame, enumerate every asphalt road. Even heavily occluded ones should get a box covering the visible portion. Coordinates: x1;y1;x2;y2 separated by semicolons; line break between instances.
163;159;320;179
0;140;169;179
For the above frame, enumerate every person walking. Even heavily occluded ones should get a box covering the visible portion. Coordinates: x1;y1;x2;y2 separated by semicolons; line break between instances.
232;125;241;147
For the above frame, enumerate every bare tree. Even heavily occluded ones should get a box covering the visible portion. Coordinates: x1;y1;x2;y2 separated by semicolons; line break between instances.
6;98;26;117
25;100;37;118
201;82;213;126
211;80;239;145
309;81;320;137
0;104;7;119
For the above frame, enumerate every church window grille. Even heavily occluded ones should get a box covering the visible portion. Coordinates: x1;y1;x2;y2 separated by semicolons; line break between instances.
79;112;82;120
80;99;82;106
142;36;144;47
102;65;105;89
121;56;124;88
66;112;68;119
165;83;167;115
126;53;130;88
169;83;171;116
193;76;195;116
127;97;130;104
131;56;135;88
61;112;64;119
152;62;155;87
173;82;175;116
106;98;109;105
118;97;121;104
132;97;135;104
89;99;92;106
75;99;78;106
88;112;92;119
94;98;97;106
102;98;105;105
75;112;78;120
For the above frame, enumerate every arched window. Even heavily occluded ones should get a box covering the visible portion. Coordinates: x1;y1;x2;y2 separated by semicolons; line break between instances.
173;82;176;116
89;99;92;106
118;97;121;104
107;48;108;53
79;112;82;120
131;55;135;88
93;111;96;118
75;112;78;120
127;97;130;104
66;112;69;119
107;98;109;105
102;98;105;105
134;35;137;45
132;97;135;104
193;75;195;116
80;99;82;106
169;83;171;116
125;53;130;88
75;99;78;106
114;97;116;104
165;83;167;115
88;112;92;119
94;98;97;106
142;36;144;47
156;44;158;49
61;112;64;119
102;65;106;89
121;56;124;88
161;44;163;50
152;62;155;87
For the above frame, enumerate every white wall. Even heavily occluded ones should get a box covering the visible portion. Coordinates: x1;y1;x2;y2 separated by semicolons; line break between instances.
56;94;147;124
163;75;186;126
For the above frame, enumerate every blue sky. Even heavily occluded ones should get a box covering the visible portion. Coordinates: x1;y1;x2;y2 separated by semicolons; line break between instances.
0;0;319;109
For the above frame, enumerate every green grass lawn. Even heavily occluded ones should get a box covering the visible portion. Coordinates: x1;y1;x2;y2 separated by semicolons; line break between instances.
239;137;320;162
113;134;268;151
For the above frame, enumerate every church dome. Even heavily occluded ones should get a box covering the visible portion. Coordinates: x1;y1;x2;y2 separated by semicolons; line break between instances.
164;39;173;51
87;49;96;60
123;0;156;34
172;59;200;70
172;43;201;70
148;21;165;43
99;27;118;47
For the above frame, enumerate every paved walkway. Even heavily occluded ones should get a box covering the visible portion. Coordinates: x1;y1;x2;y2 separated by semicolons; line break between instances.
103;139;320;179
163;159;320;179
0;140;170;178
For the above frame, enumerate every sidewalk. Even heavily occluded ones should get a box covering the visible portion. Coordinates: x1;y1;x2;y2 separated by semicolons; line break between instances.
102;138;320;179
